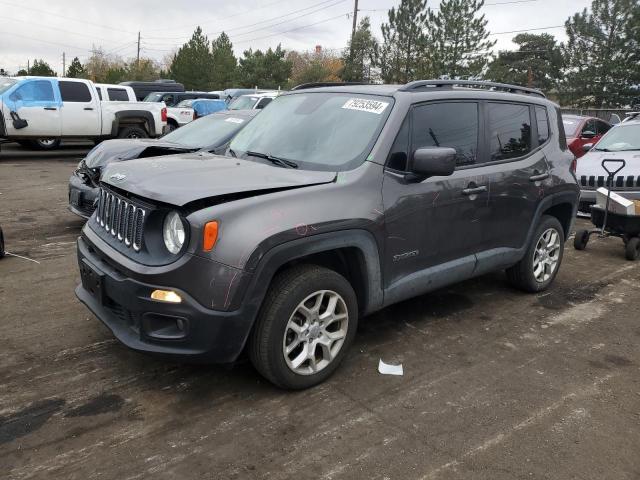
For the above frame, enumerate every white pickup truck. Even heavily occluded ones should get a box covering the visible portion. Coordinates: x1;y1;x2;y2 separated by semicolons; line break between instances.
0;76;167;149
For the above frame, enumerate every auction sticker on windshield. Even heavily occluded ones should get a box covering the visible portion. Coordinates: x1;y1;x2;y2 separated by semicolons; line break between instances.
225;118;245;124
342;98;389;114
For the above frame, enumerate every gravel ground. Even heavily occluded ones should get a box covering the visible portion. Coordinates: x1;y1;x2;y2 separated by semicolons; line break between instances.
1;144;639;480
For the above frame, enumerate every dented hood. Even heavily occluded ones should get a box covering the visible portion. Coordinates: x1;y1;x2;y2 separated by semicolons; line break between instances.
101;152;337;207
84;138;195;169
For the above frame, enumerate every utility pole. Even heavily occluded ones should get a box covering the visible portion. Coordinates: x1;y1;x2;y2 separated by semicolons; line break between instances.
136;31;141;70
62;52;66;77
349;0;359;58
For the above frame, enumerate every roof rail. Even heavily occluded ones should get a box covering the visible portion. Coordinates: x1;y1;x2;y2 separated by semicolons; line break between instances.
291;81;371;91
398;79;546;98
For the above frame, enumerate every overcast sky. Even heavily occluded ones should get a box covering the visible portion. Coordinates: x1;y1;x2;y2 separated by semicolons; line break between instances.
0;0;590;75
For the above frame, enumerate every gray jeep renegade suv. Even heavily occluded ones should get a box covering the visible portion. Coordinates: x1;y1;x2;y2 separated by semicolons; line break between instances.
75;80;579;389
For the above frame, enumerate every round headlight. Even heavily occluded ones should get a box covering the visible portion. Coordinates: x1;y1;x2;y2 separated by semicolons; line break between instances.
163;211;186;254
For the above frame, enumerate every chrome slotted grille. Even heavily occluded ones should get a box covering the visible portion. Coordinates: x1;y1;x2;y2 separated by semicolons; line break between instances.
95;187;147;251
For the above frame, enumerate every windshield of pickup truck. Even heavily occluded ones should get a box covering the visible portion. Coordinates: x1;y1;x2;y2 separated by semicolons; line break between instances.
0;77;18;95
593;124;640;152
162;113;251;148
229;92;393;171
143;93;164;102
229;95;259;110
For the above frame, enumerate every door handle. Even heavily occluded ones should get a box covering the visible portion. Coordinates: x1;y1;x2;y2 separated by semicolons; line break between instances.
462;185;487;196
44;107;57;111
529;172;550;182
84;107;94;111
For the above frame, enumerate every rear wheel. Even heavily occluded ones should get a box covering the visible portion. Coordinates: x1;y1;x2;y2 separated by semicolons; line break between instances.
573;229;590;250
117;126;148;139
625;237;640;261
249;265;358;390
507;215;565;292
22;138;61;150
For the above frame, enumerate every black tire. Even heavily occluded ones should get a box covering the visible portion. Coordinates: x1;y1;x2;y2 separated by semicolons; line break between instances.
506;215;565;293
625;237;640;261
26;138;61;150
0;226;5;258
573;229;590;250
248;264;358;390
117;126;148;139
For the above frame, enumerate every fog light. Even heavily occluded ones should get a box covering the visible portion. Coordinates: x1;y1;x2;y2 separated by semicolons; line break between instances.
151;289;182;303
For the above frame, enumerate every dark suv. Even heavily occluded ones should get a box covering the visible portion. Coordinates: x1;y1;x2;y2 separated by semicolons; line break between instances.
75;80;579;389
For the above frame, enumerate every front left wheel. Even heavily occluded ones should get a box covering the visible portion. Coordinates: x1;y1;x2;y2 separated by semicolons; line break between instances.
249;265;358;390
507;215;565;292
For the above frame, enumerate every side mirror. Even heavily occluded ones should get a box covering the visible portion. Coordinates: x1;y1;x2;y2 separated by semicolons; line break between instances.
581;130;596;139
583;143;594;153
410;147;457;178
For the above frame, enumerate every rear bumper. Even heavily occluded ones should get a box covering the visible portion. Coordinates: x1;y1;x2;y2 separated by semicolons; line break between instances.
75;235;255;363
68;173;99;219
580;188;640;203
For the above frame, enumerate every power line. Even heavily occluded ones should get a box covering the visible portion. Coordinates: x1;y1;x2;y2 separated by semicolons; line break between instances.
145;0;347;42
490;25;565;35
0;0;136;34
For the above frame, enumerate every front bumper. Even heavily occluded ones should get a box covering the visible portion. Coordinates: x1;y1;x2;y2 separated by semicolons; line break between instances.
75;234;255;363
68;173;99;219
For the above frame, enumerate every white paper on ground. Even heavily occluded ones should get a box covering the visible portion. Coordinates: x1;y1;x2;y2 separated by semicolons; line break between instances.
378;359;403;376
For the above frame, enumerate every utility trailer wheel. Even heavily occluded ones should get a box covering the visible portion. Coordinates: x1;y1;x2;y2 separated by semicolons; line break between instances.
573;229;590;251
625;237;640;261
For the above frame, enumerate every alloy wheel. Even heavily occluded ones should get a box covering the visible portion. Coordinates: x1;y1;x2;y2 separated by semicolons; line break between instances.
282;290;349;375
533;228;561;282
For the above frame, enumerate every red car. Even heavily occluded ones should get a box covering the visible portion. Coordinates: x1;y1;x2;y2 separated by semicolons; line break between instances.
562;114;612;159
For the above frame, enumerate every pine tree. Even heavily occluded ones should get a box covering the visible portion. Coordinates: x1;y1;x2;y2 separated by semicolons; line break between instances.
29;59;56;77
426;0;496;78
237;45;291;89
485;34;562;92
342;17;378;82
561;0;640;108
211;32;237;90
169;27;215;90
66;57;87;78
379;0;428;83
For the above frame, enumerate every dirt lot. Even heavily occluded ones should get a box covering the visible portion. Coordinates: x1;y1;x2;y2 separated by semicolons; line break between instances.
1;144;639;480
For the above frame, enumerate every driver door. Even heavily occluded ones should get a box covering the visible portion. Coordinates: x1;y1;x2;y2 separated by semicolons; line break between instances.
4;79;61;137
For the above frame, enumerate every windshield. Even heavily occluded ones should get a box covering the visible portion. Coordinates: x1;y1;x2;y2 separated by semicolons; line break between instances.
0;77;18;95
143;93;163;102
162;114;251;149
562;117;580;137
229;93;393;171
229;95;259;110
593;124;640;152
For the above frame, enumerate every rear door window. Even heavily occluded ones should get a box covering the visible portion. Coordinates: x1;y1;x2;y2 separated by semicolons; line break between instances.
411;102;479;167
59;81;92;102
488;103;532;160
535;106;549;145
107;88;129;101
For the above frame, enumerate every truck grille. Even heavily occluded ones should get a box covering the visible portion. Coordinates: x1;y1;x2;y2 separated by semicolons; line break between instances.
95;187;147;251
580;175;640;190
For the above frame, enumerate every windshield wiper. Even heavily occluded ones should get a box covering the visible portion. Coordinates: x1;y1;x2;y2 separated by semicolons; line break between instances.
246;150;298;169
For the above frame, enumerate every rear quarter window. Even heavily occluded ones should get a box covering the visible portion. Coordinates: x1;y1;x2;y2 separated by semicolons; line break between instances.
535;106;549;145
488;102;532;160
107;88;129;101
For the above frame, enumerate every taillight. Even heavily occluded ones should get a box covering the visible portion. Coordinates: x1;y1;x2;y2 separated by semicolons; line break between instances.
161;107;167;122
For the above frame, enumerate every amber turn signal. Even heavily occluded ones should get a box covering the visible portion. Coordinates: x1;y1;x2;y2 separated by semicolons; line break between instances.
151;289;182;303
203;221;219;251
